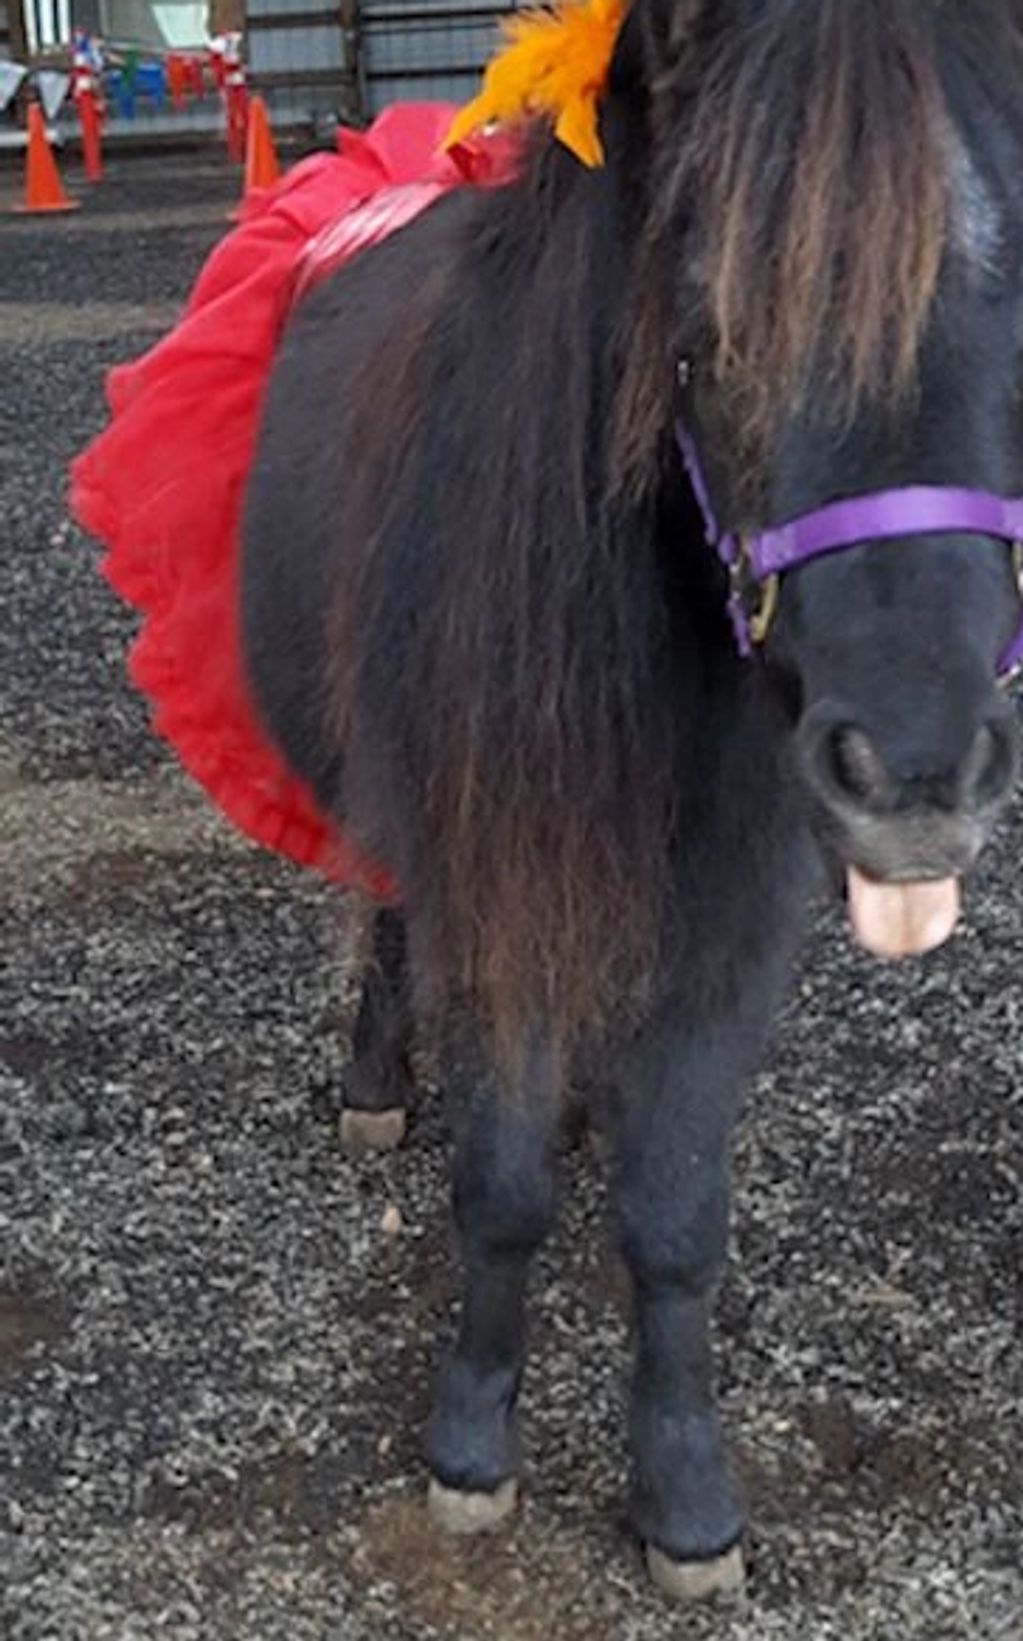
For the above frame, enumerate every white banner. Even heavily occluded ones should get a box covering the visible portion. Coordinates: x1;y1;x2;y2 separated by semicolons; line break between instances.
0;60;27;113
36;69;71;122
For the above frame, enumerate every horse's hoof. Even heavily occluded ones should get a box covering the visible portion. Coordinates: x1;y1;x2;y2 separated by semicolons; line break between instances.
427;1476;518;1535
339;1107;407;1154
645;1542;745;1602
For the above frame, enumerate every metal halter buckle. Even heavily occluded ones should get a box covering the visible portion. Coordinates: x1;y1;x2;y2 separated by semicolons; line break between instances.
729;540;780;648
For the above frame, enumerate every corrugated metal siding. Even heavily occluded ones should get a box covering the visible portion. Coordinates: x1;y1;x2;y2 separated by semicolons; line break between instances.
246;0;520;130
362;0;515;114
0;0;520;138
246;0;361;127
252;24;346;74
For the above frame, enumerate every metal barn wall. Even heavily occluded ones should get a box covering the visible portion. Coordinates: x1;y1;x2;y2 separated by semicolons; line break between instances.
246;0;519;131
0;0;520;138
361;0;514;114
246;0;361;128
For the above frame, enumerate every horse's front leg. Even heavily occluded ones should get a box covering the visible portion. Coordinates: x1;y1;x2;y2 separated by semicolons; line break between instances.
612;987;782;1601
426;1037;560;1532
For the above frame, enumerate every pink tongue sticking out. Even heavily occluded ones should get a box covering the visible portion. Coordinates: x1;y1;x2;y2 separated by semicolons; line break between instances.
846;867;961;959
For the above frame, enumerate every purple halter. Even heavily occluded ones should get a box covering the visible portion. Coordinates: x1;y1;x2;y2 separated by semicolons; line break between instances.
675;421;1023;678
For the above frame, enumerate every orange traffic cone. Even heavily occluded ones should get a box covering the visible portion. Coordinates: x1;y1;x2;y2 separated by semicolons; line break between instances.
242;95;280;191
12;104;79;215
229;95;280;220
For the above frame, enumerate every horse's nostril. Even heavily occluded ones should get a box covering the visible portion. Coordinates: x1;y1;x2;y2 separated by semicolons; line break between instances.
823;724;891;809
962;718;1017;808
802;707;1019;819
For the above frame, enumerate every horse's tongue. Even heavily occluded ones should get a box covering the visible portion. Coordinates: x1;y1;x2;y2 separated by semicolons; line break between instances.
846;867;961;959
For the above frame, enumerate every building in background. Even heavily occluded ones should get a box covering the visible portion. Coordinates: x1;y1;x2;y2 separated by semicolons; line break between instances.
1;0;29;59
16;0;205;50
2;0;519;134
245;0;518;130
100;0;208;49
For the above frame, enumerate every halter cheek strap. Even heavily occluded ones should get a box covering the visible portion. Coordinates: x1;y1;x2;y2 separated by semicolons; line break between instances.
675;422;1023;678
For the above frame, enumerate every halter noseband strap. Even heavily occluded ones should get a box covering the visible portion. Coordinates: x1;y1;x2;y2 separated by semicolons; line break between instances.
675;422;1023;678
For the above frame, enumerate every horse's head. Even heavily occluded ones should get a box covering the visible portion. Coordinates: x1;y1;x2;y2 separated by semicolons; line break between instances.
617;0;1023;957
754;401;1022;961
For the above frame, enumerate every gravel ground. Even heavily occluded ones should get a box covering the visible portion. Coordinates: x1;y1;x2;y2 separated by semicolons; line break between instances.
1;152;1020;1641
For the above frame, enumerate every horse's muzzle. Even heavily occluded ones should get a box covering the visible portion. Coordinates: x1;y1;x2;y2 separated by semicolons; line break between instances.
796;696;1019;957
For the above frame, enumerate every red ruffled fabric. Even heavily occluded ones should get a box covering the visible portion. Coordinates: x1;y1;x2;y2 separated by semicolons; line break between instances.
69;104;516;899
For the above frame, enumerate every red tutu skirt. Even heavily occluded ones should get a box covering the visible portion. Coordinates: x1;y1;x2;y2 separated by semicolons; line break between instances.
69;104;516;900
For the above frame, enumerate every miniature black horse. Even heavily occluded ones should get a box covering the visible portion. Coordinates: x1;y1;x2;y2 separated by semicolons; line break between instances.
242;0;1023;1601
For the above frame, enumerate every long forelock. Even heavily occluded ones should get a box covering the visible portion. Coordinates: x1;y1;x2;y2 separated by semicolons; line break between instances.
647;0;978;446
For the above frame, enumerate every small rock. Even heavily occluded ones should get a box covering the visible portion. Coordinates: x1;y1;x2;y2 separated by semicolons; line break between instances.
380;1203;402;1237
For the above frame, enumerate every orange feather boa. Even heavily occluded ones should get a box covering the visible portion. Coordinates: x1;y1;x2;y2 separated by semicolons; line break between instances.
445;0;626;168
